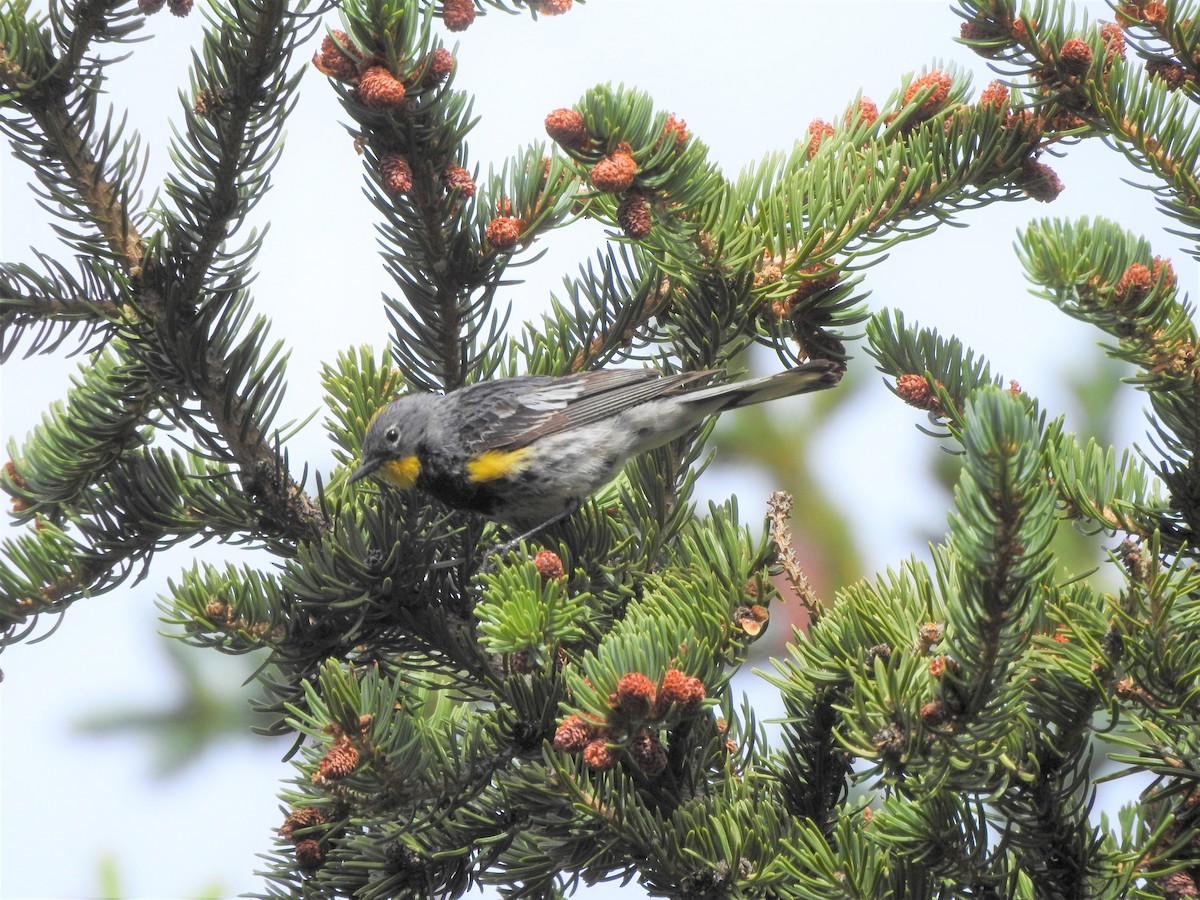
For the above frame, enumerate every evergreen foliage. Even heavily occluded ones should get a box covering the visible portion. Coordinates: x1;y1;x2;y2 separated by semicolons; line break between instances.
3;0;1200;897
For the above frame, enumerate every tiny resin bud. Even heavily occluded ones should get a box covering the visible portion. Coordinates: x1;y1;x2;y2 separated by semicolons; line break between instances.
917;621;944;651
590;150;637;193
138;0;166;14
920;700;948;727
534;0;572;14
733;604;769;637
167;0;192;16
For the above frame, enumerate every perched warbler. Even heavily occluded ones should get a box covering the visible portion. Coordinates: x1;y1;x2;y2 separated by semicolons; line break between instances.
349;361;840;530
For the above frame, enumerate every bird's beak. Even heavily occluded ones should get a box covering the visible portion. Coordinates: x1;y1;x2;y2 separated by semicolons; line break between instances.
347;459;379;485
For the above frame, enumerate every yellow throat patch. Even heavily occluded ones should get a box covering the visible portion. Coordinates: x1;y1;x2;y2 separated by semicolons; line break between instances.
379;456;421;489
466;448;533;483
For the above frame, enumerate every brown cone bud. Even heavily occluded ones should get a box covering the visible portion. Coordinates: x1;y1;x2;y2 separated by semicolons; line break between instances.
359;66;407;110
1114;263;1153;301
901;70;953;120
294;839;324;869
534;549;565;580
443;0;476;32
313;31;362;82
661;113;689;152
590;150;637;193
1017;157;1064;202
1100;22;1126;61
617;192;652;239
629;728;668;775
615;672;656;717
1160;871;1199;899
421;47;455;86
442;164;476;197
1153;256;1176;292
545;108;589;150
657;668;705;712
314;734;360;785
806;118;835;159
1060;37;1094;75
485;216;523;250
553;715;593;751
1147;59;1188;91
380;153;413;195
896;374;942;412
978;80;1010;112
847;97;879;127
280;806;326;841
582;738;614;771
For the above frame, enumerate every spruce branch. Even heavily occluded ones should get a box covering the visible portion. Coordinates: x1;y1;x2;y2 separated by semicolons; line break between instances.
0;32;146;268
0;251;118;360
9;1;1200;896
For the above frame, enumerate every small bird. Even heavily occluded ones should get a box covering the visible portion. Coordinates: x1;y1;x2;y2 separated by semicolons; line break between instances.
349;361;840;531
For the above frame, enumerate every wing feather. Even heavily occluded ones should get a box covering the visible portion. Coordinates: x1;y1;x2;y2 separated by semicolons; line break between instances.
450;370;720;452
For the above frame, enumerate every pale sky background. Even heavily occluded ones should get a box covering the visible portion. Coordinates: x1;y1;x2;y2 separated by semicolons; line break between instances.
0;1;1184;897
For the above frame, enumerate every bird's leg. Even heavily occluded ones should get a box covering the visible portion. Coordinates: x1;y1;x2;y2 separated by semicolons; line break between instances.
495;506;576;554
477;504;579;570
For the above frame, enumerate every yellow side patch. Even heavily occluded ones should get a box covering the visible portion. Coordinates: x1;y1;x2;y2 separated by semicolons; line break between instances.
379;456;420;489
466;447;533;483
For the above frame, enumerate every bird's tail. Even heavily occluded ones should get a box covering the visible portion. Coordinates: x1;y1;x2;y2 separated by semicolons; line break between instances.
685;359;842;411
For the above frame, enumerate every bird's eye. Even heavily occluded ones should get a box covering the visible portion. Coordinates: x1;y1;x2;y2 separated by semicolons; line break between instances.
385;427;399;443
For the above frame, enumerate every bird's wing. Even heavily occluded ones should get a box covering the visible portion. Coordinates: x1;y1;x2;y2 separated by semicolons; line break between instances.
454;369;719;452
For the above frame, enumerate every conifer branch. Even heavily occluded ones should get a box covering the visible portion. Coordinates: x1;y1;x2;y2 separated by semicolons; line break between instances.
0;47;144;269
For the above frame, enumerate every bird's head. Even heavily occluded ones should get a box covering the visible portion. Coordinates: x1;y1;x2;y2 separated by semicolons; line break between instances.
348;399;424;490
